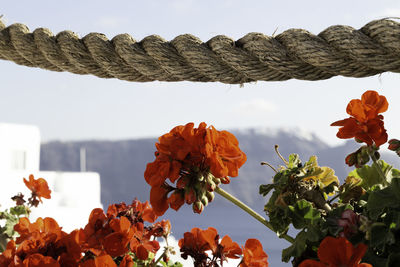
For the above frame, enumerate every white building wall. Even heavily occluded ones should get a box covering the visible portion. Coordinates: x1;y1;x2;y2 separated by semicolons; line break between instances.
0;123;40;172
0;123;103;232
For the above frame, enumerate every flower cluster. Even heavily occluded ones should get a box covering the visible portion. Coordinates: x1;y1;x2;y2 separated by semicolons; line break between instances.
0;199;171;266
178;227;268;267
144;122;247;215
4;89;400;267
331;90;388;147
0;217;81;266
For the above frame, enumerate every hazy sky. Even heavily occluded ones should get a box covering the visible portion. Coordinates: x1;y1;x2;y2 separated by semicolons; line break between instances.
1;1;400;145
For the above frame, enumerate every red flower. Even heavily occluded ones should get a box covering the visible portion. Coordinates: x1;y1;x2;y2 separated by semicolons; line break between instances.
22;253;60;267
298;236;371;267
81;208;112;256
179;227;211;265
23;174;51;203
80;253;117;267
106;199;158;224
0;240;16;266
129;222;160;260
145;122;247;215
3;217;82;266
150;219;171;238
103;217;134;257
240;239;269;267
179;227;242;266
331;90;388;147
119;255;135;267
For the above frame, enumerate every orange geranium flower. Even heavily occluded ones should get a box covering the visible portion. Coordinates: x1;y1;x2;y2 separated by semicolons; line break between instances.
4;217;82;266
107;199;158;224
23;174;51;203
240;239;269;267
179;227;211;265
179;227;242;266
145;122;247;215
79;201;164;262
104;217;134;257
23;253;60;267
331;90;388;147
80;253;117;267
0;240;16;266
81;208;112;256
298;236;372;267
129;222;160;260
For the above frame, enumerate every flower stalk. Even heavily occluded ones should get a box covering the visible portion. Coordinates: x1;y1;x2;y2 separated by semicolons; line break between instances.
369;151;389;186
215;187;294;243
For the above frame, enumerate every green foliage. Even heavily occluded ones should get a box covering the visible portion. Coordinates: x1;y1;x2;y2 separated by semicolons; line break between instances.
282;231;308;263
287;200;321;229
259;184;275;197
0;205;30;252
348;160;400;189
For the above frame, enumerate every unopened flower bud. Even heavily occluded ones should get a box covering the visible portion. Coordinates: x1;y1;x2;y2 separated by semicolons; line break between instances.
185;188;196;204
220;177;230;184
388;139;400;156
213;178;221;186
197;173;204;182
206;180;216;192
206;191;215;203
200;195;208;206
192;201;204;214
388;139;400;150
345;153;357;167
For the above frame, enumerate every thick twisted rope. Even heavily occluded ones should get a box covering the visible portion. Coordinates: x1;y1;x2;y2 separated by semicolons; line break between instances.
1;19;400;83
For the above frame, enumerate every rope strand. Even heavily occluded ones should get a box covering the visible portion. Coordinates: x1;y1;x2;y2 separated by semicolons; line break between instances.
1;18;399;83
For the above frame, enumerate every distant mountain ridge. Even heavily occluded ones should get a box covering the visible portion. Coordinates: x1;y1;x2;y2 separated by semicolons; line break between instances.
40;127;398;209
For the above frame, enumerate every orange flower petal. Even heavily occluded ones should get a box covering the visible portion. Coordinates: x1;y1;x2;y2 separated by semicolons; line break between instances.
220;235;242;259
150;185;170;216
241;239;268;267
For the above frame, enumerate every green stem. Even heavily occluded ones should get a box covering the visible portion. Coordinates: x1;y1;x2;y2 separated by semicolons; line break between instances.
370;151;388;186
152;250;165;266
215;187;294;243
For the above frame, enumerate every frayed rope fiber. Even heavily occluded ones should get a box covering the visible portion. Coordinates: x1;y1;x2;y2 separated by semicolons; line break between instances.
1;19;400;83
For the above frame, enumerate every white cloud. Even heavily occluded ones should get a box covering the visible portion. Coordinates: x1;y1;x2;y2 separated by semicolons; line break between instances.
234;98;278;115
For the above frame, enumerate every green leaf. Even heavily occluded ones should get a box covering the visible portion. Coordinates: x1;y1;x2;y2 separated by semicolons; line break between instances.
9;206;29;217
305;225;322;242
259;184;275;197
281;231;307;262
391;177;400;200
387;252;400;267
287;200;321;229
348;160;397;189
367;178;400;220
370;223;395;249
268;208;290;235
288;154;301;168
0;233;8;253
363;249;387;267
